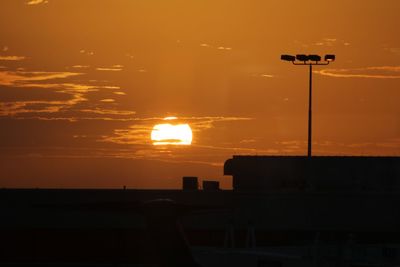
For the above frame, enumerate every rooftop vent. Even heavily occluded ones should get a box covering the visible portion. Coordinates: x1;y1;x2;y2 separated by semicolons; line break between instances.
182;176;198;191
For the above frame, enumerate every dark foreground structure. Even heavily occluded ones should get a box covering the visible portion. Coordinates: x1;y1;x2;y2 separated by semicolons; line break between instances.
1;156;400;266
225;156;400;192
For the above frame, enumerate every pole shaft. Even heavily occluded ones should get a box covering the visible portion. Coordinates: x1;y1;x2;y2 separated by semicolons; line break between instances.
308;64;312;158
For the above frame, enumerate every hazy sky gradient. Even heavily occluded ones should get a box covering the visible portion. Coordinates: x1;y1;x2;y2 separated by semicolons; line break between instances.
1;0;399;188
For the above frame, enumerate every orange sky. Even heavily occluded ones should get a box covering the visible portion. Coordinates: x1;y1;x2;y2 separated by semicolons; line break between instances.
0;0;399;189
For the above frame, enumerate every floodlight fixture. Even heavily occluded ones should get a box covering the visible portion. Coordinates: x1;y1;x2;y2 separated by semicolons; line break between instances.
308;54;321;62
324;54;335;62
281;54;296;62
296;54;309;62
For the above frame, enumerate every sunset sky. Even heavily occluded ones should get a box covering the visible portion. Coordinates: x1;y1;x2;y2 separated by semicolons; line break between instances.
1;0;399;189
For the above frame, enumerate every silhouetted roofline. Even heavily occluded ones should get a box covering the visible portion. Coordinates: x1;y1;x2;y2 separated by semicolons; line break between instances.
224;155;400;192
231;155;400;159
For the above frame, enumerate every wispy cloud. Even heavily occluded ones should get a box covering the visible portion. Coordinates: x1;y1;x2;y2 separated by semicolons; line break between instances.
100;98;115;102
101;124;153;145
71;65;90;69
0;99;82;116
188;116;252;131
315;38;336;46
79;50;94;56
314;38;350;47
314;66;400;79
97;116;259;166
0;55;26;61
239;139;256;144
260;74;274;78
80;108;135;116
275;139;400;156
96;65;123;72
296;38;350;48
100;116;253;146
26;0;48;5
0;70;134;120
199;43;232;51
0;70;82;86
217;46;232;51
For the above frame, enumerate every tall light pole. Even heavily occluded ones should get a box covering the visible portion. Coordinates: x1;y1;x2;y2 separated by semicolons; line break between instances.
281;54;335;158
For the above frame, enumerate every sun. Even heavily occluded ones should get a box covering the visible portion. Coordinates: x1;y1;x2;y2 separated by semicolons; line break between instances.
151;117;192;145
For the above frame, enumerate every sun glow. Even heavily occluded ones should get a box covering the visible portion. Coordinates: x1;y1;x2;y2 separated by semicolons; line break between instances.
151;118;192;145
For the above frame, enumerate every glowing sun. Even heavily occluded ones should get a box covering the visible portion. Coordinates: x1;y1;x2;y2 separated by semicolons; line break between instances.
151;117;192;145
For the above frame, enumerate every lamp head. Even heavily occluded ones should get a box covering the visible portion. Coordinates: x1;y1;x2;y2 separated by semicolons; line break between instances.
308;54;321;62
296;54;309;62
324;54;336;62
281;54;296;61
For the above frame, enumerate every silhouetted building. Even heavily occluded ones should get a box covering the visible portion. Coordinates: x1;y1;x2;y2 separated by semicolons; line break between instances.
224;156;400;192
2;156;400;265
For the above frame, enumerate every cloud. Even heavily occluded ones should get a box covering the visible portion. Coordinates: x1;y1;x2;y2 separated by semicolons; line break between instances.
100;116;253;146
199;43;232;51
0;70;134;120
0;100;78;116
97;116;259;166
313;38;349;47
314;66;400;79
80;108;135;116
296;38;349;48
188;116;252;130
71;65;90;69
100;99;115;102
239;139;256;144
21;116;138;122
100;130;400;164
79;50;94;56
260;74;274;78
26;0;48;5
96;66;123;71
217;46;232;51
274;139;400;156
0;70;82;86
0;55;26;61
101;125;153;145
